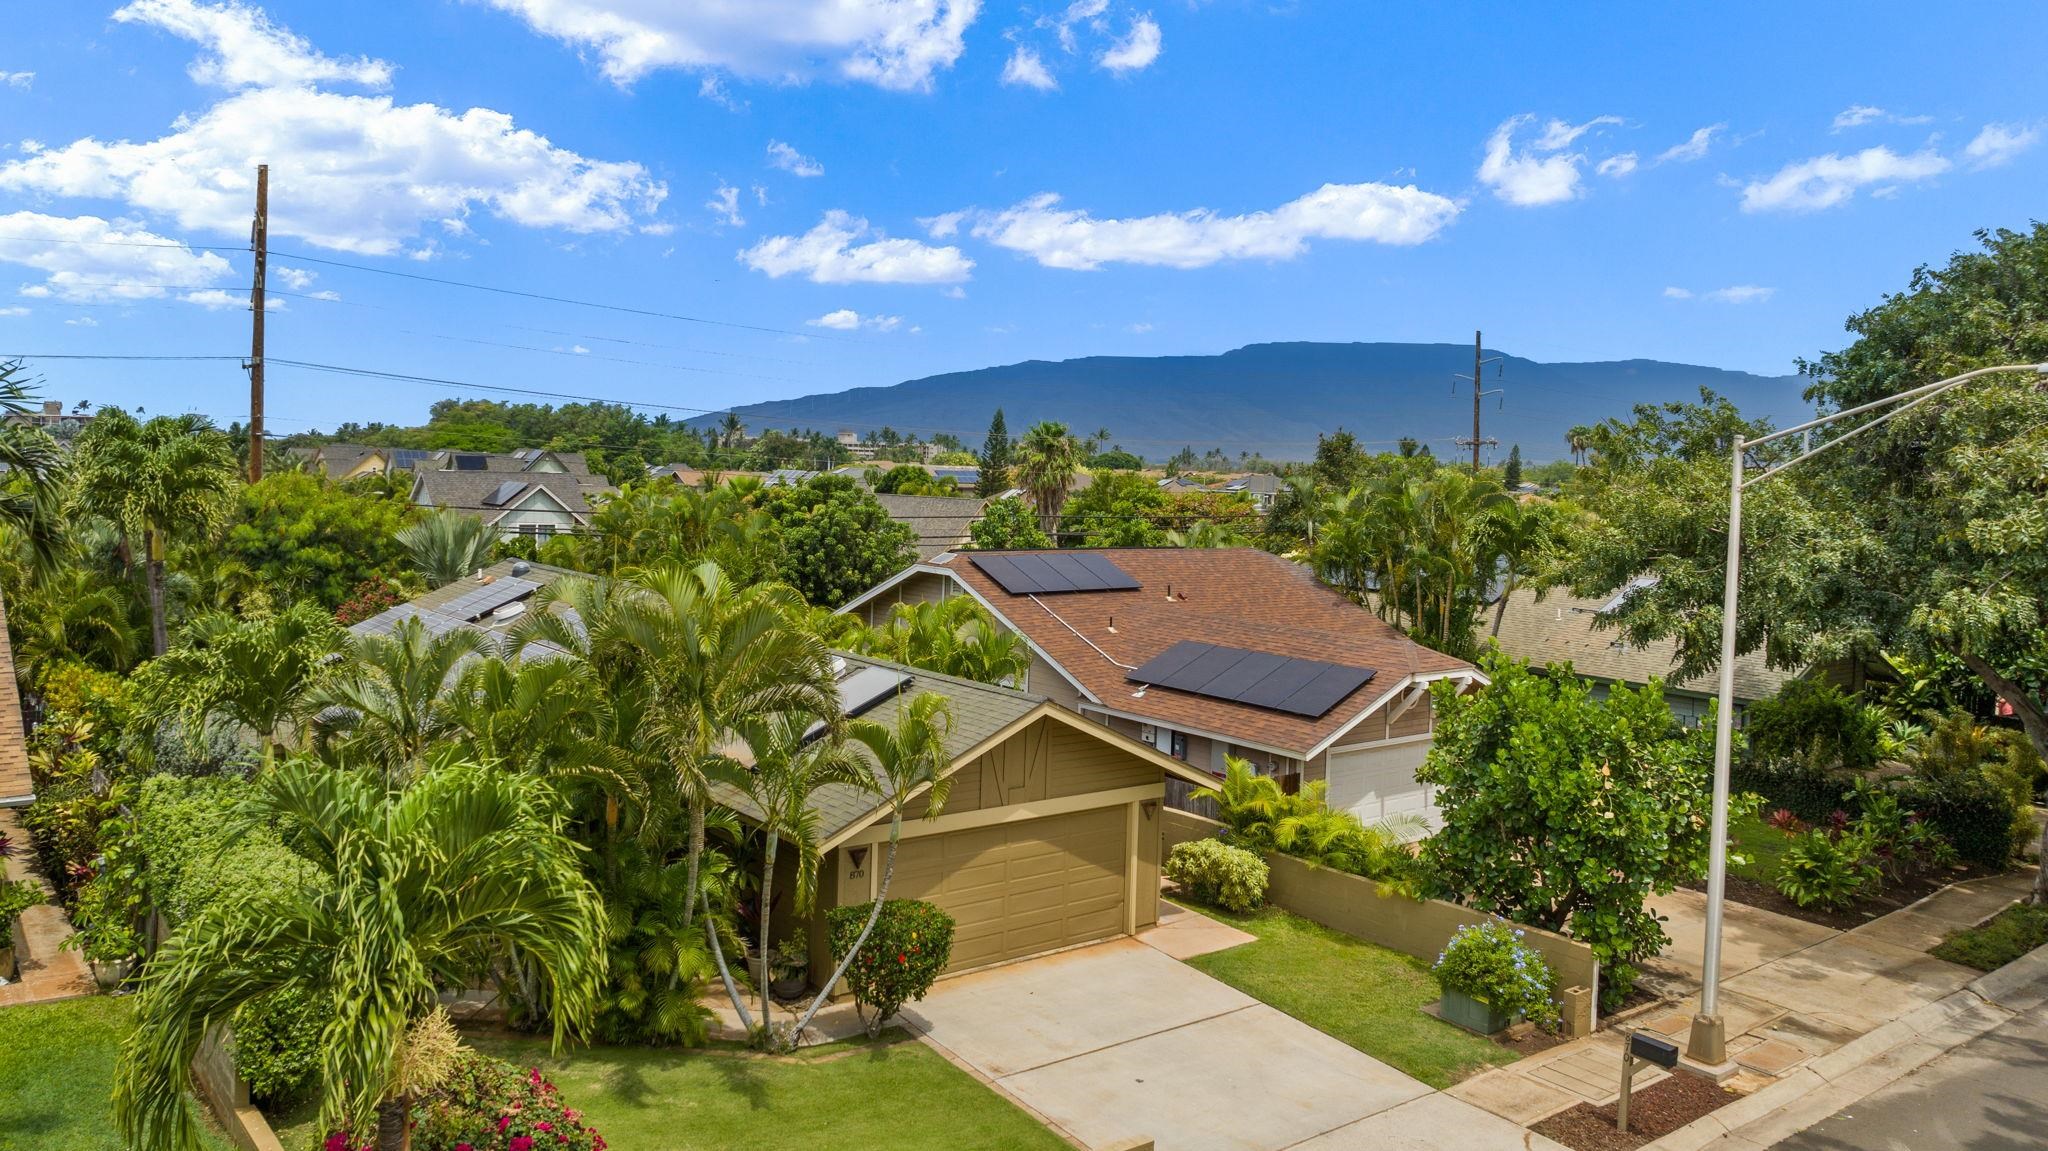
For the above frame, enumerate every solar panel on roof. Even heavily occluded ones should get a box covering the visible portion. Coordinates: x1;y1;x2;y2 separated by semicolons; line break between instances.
483;479;526;508
969;552;1141;595
437;576;538;621
1127;641;1377;719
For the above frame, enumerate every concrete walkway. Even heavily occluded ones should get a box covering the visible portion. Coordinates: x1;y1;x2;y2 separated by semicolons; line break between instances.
1447;871;2037;1130
902;937;1564;1151
0;809;93;1007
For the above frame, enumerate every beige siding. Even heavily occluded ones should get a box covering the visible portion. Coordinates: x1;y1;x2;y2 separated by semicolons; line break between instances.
858;570;955;626
1045;723;1163;798
1027;649;1087;710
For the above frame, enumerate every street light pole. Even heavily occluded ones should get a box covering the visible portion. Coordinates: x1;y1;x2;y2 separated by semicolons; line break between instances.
1685;362;2048;1067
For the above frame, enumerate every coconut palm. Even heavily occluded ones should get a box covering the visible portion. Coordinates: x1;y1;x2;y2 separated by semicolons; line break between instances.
308;616;494;781
135;603;344;764
113;757;605;1151
595;560;839;933
395;508;497;589
790;690;953;1040
70;407;240;655
715;710;871;1042
1014;421;1083;535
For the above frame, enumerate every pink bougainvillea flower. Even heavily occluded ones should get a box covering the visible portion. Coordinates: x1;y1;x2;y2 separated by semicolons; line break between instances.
510;1137;534;1151
497;1116;513;1133
324;1133;350;1151
536;1121;554;1133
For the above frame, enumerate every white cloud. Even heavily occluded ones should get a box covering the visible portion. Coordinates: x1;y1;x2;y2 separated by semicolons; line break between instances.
0;306;28;316
0;72;32;91
1665;283;1774;304
0;211;234;302
766;140;824;178
274;265;316;290
1964;122;2039;169
480;0;979;91
1097;14;1161;73
0;87;666;254
1002;46;1057;90
697;75;746;111
706;182;745;227
65;316;99;326
1655;123;1722;164
955;181;1459;271
807;308;903;331
1476;114;1622;206
1596;152;1637;178
181;287;282;309
1126;321;1152;333
1739;146;1949;212
113;0;393;89
740;210;974;284
1831;105;1930;132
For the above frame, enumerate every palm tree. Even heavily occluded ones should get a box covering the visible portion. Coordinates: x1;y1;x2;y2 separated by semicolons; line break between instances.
852;598;1030;687
0;360;68;571
1014;421;1082;536
717;711;870;1042
70;407;240;655
114;758;606;1151
395;508;496;589
1565;426;1592;467
445;653;605;776
595;561;839;933
308;616;494;781
137;603;344;765
1478;499;1558;638
6;563;145;682
790;690;953;1040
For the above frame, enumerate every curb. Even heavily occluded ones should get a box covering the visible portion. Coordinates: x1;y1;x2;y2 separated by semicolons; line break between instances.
1639;938;2048;1151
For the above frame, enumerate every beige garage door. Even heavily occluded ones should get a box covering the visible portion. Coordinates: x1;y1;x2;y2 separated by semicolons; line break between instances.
890;806;1127;971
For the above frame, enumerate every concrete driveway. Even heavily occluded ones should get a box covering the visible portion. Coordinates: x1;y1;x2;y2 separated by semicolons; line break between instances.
901;938;1560;1151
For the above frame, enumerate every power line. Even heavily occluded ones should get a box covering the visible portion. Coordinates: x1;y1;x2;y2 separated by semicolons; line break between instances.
267;248;851;343
0;353;246;361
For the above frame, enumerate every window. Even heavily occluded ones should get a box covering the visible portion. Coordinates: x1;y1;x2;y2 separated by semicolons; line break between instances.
517;522;555;541
1170;731;1188;761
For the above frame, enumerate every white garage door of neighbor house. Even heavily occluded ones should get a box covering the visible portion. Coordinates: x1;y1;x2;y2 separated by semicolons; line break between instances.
1325;741;1435;829
889;806;1128;972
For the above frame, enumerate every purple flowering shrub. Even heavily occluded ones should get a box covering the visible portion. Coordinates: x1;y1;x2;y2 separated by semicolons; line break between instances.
1431;920;1561;1029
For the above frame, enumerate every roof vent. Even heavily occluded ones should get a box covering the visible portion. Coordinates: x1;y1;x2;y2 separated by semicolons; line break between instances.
493;601;528;621
510;560;532;577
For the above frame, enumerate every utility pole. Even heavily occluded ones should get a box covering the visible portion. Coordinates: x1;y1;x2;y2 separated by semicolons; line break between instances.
247;163;268;483
1453;329;1503;473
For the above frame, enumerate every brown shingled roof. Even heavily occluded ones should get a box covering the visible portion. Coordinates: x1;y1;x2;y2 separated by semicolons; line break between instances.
0;591;34;806
933;548;1474;756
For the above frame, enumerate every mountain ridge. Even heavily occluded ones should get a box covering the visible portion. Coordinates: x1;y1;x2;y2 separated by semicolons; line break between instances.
708;341;1809;463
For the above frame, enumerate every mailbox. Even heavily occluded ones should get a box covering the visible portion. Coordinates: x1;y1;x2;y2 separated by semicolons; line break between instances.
1629;1032;1680;1070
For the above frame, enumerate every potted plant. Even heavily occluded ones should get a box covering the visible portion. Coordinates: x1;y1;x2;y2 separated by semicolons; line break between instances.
1432;921;1560;1036
82;922;142;990
0;877;45;982
768;944;809;1003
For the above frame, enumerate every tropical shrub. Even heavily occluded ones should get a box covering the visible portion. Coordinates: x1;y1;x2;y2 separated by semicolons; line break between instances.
1743;679;1885;772
0;875;44;928
1195;757;1421;887
1164;838;1269;914
1419;653;1718;1010
1775;829;1880;911
333;579;405;627
1432;921;1560;1029
330;1051;608;1151
231;988;326;1105
827;899;955;1037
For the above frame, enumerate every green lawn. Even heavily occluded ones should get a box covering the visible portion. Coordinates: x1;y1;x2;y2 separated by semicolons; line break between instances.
1932;904;2048;971
1728;809;1796;884
1178;902;1518;1088
0;996;232;1151
274;1029;1069;1151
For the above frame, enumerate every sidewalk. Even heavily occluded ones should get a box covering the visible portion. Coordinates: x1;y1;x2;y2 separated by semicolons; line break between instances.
1446;869;2037;1135
0;808;93;1007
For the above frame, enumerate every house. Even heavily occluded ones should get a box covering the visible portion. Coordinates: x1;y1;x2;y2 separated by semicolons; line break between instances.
0;592;33;808
306;445;433;480
1156;476;1207;494
645;463;708;487
409;451;607;542
873;493;987;560
5;399;94;434
840;548;1486;829
346;558;578;653
762;468;823;487
1490;586;1797;725
719;654;1219;979
1210;473;1284;511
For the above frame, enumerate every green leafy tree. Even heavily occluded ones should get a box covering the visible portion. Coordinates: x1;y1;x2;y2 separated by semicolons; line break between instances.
1089;449;1145;471
1014;421;1082;536
1060;470;1167;546
754;475;915;607
114;759;605;1151
1503;444;1523;488
968;496;1052;550
1418;653;1718;1007
71;408;240;655
224;473;413;609
976;409;1013;498
395;509;497;590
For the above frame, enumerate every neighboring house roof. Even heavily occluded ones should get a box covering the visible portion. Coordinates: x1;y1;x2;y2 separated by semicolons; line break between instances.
1490;586;1796;703
0;590;33;807
424;449;592;475
411;469;596;526
712;653;1216;846
1212;473;1283;499
764;469;821;487
874;493;987;560
310;443;377;477
1156;476;1206;492
348;559;580;655
844;548;1478;758
647;463;708;486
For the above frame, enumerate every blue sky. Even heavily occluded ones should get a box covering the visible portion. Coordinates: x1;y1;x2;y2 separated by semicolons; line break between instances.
1;0;2044;444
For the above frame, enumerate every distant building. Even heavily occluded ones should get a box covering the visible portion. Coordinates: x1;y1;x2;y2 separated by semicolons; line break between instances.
407;449;609;541
1209;473;1283;511
6;400;94;436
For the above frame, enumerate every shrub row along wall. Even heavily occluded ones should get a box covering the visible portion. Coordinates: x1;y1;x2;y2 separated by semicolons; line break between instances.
1160;808;1600;1022
192;1025;287;1151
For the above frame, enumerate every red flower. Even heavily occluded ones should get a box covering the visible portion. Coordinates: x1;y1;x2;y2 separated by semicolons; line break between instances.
511;1137;535;1151
455;1145;473;1151
536;1121;554;1133
324;1133;351;1151
498;1116;513;1133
